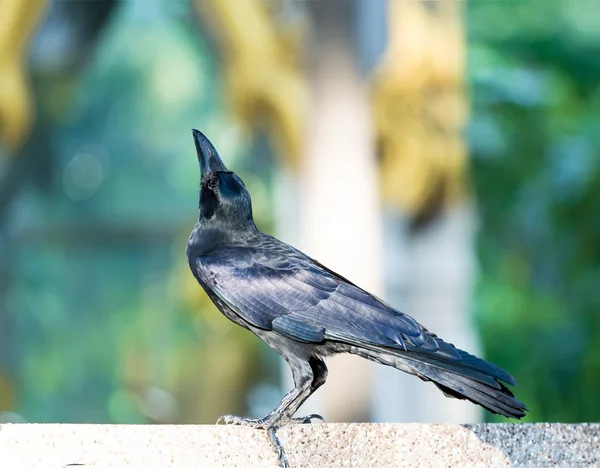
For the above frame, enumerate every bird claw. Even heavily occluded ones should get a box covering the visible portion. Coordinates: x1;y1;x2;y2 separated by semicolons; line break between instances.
291;413;325;424
216;414;265;428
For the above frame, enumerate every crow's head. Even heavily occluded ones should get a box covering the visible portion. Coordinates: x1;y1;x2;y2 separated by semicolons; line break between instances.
192;129;254;227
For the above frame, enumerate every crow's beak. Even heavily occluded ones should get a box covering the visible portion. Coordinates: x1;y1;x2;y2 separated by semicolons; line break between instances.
192;129;228;176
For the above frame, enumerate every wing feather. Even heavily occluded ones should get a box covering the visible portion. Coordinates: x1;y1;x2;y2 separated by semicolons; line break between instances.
197;244;434;351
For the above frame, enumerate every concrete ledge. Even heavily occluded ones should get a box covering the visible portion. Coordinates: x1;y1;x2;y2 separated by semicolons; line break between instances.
0;423;598;467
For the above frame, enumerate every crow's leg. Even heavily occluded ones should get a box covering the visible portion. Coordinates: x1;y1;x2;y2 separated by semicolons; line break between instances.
288;357;328;424
217;357;328;427
217;357;328;468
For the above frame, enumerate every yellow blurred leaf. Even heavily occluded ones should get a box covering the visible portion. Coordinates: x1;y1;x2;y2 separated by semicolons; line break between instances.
194;0;308;166
372;0;468;218
0;0;47;152
0;367;14;410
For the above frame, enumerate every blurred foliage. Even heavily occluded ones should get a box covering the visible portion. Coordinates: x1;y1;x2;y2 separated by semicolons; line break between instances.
195;0;308;166
467;0;600;422
373;0;468;228
0;1;279;424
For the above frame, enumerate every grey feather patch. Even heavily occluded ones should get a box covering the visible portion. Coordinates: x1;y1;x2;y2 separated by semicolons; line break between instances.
272;315;326;343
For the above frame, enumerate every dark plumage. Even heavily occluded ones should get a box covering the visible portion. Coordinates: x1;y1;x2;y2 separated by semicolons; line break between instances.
187;129;527;466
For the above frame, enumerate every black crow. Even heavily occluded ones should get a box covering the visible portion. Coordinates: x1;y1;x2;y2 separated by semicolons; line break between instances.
186;129;526;467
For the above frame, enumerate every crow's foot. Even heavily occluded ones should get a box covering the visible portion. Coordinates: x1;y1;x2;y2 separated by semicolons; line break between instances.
263;414;323;468
216;412;324;428
216;413;325;468
216;414;290;468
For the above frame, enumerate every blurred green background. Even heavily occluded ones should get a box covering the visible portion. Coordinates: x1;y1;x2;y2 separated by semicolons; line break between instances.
0;0;598;425
469;0;600;422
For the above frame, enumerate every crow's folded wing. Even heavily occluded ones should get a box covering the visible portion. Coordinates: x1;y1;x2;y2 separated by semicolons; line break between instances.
196;240;515;386
197;244;422;345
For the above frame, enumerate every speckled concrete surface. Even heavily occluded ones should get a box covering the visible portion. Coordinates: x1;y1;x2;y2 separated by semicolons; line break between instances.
469;423;600;467
0;423;597;467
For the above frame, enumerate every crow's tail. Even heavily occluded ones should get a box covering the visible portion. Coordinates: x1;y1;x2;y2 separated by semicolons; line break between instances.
353;345;527;419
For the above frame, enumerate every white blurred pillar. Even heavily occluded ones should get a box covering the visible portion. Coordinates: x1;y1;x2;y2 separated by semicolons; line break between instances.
280;1;383;423
372;205;481;423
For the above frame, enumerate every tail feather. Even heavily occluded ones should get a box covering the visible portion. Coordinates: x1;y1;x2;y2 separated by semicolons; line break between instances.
406;358;526;418
351;344;528;419
402;351;504;390
422;364;526;418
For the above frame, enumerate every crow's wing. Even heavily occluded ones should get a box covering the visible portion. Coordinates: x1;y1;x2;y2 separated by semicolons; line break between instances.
195;237;515;386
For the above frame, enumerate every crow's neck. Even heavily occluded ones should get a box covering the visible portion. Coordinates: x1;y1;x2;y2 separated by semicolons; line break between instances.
189;217;258;255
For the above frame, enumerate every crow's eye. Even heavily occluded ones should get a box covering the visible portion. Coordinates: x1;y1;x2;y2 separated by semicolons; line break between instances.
203;174;219;190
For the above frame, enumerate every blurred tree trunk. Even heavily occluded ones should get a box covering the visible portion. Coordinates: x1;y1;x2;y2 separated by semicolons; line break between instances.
292;0;382;423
